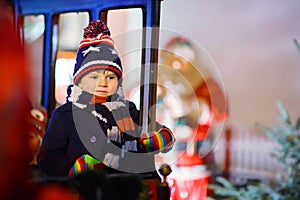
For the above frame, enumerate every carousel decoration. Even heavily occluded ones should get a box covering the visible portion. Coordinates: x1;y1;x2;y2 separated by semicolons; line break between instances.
156;36;228;199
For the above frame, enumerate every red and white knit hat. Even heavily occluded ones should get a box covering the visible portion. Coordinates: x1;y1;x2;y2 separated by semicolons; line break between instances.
73;20;123;85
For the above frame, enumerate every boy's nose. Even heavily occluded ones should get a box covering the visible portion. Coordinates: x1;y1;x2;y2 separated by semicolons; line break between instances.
97;77;107;86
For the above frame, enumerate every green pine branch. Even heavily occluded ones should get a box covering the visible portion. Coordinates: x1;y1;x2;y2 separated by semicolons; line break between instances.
208;101;300;200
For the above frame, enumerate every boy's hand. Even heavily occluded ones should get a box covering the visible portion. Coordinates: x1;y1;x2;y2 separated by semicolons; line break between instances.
83;154;100;164
68;154;104;176
140;128;175;152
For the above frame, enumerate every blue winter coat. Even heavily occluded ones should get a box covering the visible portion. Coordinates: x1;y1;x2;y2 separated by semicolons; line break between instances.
37;101;163;176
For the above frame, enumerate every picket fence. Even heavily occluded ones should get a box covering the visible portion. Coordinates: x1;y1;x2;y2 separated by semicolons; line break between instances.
203;126;285;185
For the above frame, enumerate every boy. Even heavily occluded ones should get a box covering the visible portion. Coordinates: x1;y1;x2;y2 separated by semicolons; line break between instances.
37;20;175;176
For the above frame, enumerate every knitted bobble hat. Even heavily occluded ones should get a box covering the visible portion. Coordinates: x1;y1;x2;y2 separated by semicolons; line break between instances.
73;20;123;85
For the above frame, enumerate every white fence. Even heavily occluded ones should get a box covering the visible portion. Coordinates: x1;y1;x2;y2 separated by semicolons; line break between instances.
204;126;285;185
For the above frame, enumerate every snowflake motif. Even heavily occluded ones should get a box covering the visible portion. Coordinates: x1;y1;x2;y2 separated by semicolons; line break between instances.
82;46;101;56
109;48;118;55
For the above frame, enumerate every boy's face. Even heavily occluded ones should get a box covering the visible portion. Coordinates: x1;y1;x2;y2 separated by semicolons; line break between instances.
78;69;119;97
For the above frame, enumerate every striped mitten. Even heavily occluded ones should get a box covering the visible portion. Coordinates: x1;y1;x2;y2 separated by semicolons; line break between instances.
68;154;104;176
140;127;175;152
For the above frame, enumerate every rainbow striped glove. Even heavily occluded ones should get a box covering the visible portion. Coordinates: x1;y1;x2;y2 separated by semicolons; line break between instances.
140;127;175;152
68;154;104;176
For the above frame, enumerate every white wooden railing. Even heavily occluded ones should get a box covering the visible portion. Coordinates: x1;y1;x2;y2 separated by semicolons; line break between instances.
202;126;285;185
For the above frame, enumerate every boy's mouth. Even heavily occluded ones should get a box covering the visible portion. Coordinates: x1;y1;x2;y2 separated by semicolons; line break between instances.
95;90;107;94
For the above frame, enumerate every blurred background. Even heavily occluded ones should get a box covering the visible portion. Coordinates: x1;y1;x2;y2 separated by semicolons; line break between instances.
159;1;300;195
160;0;300;129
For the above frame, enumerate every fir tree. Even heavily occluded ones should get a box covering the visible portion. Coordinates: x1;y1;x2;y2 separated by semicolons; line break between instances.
207;101;300;200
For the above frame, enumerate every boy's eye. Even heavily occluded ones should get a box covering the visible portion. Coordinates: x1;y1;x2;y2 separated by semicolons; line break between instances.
107;75;116;80
89;75;98;79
